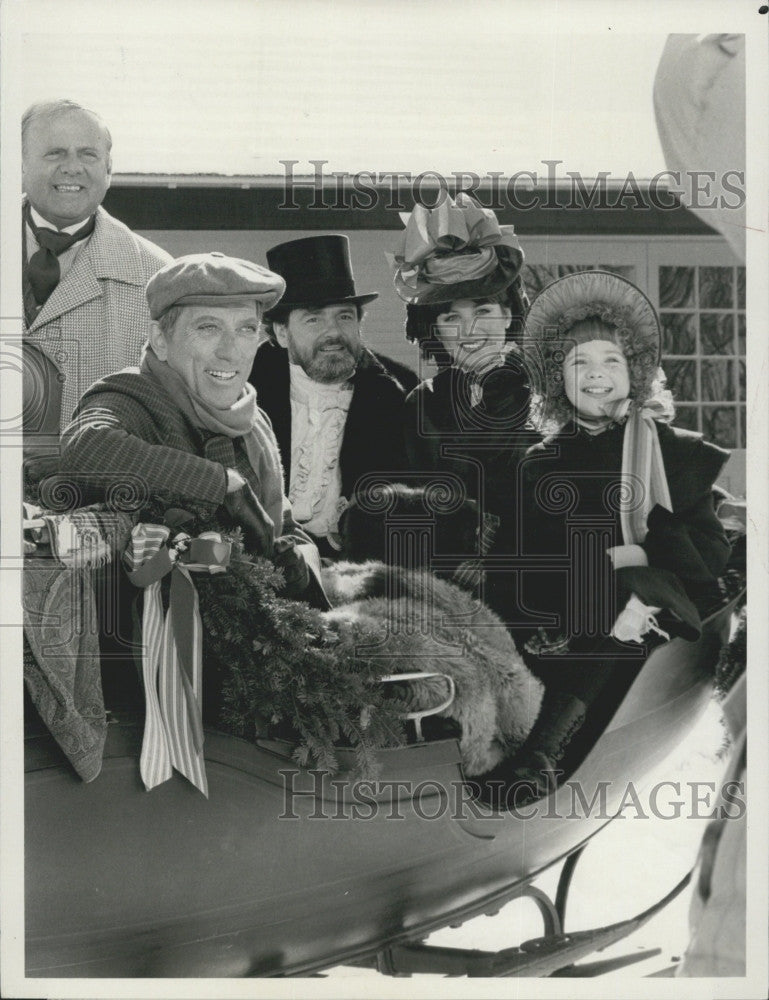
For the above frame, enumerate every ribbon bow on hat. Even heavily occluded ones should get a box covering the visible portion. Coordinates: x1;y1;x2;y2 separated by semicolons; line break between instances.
388;192;524;304
124;521;231;796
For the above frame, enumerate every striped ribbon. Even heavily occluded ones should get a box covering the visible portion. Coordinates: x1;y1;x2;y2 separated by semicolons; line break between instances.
123;523;231;796
618;401;673;545
479;512;501;556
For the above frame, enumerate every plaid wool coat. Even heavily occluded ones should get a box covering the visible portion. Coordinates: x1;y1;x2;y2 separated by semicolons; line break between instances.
24;203;172;429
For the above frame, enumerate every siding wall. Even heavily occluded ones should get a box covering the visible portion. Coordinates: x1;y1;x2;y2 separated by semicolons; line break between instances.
122;183;744;496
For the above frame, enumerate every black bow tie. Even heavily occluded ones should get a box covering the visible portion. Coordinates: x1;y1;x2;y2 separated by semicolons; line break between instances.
24;204;95;306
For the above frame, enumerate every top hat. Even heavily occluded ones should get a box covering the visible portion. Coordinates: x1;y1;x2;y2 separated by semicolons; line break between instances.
264;235;378;314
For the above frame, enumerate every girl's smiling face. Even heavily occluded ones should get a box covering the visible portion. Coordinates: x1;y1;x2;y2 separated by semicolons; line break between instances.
562;338;630;418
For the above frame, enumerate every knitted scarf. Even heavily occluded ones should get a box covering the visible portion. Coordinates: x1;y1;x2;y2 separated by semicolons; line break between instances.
140;346;286;536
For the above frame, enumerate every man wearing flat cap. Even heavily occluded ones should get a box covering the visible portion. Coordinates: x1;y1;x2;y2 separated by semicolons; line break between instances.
61;252;328;606
249;235;408;557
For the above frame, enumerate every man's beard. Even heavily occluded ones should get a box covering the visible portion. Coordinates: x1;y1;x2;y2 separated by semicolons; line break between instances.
301;338;362;384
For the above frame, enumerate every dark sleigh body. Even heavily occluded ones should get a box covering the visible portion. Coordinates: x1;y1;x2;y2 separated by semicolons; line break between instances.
24;592;735;978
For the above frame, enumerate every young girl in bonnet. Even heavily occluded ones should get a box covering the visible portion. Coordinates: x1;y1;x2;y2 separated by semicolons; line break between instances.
496;270;731;794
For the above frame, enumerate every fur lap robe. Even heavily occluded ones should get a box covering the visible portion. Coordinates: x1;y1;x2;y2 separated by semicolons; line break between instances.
137;490;542;778
321;561;544;776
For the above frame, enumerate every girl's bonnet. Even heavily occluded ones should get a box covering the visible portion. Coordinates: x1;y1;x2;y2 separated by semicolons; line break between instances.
526;270;673;545
524;270;664;425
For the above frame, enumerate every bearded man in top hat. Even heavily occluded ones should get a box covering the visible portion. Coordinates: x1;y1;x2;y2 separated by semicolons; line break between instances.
249;235;408;558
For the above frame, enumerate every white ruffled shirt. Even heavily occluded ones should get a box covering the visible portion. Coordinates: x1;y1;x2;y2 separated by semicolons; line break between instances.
287;363;353;541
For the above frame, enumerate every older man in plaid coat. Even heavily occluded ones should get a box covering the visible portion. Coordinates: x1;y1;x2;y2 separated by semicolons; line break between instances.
22;99;171;459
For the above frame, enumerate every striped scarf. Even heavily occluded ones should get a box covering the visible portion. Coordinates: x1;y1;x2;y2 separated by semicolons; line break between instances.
123;522;232;796
597;399;673;543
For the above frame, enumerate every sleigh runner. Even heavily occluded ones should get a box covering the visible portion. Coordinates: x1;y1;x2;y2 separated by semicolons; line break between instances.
22;491;744;978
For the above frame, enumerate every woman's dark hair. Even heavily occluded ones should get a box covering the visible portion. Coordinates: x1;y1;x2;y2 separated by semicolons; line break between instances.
405;276;529;365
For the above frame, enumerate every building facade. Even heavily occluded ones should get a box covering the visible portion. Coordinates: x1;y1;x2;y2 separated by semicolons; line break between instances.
106;176;745;494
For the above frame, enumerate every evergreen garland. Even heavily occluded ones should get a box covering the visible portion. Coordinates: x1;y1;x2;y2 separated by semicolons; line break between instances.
139;500;409;777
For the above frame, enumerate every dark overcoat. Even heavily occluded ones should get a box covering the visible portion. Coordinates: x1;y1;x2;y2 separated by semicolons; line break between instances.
402;357;538;622
249;342;408;498
403;357;535;516
516;420;731;643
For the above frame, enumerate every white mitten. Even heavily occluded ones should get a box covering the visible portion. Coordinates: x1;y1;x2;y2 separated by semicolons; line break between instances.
612;593;670;644
607;543;648;569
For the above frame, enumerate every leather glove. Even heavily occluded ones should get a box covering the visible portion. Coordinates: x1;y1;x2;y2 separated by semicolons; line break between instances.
273;536;310;597
476;350;529;424
223;481;274;557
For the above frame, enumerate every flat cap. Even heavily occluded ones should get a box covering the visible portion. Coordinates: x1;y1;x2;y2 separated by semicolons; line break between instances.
146;252;286;319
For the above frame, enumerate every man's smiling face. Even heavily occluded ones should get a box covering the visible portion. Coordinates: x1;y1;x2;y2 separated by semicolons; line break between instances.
152;304;261;409
274;303;363;383
562;339;631;418
23;108;112;229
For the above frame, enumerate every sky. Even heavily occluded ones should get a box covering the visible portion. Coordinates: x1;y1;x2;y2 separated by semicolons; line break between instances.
4;0;682;178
